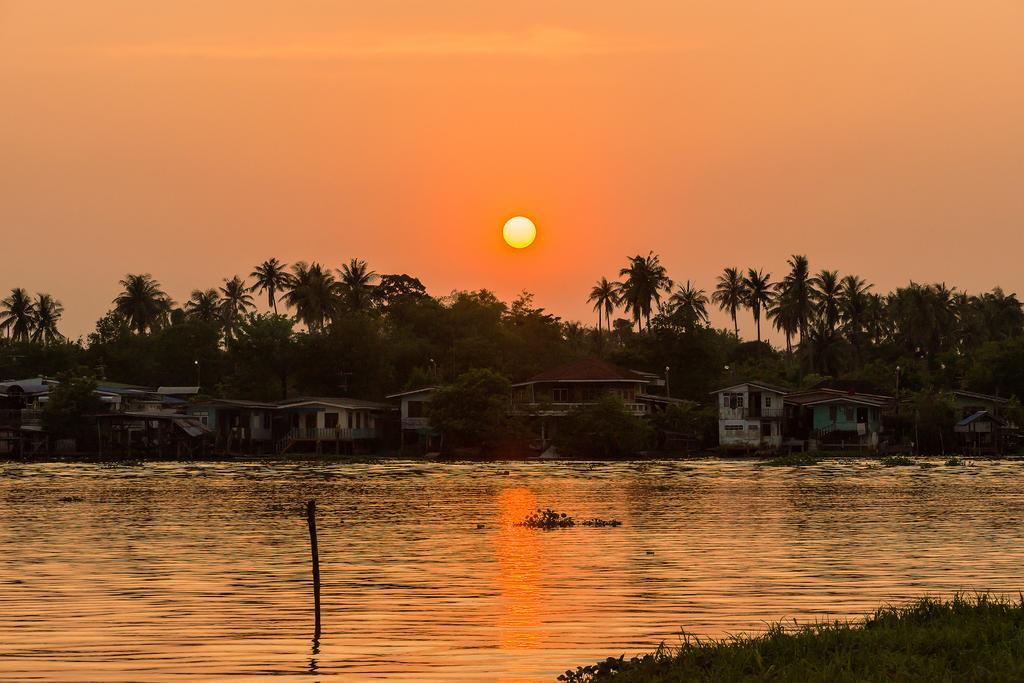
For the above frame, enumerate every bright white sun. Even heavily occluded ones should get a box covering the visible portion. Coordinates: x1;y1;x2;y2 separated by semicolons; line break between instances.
503;216;537;249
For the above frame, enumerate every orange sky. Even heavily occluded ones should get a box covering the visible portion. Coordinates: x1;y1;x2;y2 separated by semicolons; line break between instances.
2;1;1022;341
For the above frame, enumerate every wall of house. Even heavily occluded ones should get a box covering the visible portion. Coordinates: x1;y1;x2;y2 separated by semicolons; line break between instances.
719;420;781;448
811;405;881;432
718;386;784;420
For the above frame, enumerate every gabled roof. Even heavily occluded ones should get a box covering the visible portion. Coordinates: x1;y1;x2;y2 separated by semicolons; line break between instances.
711;380;790;395
386;386;440;399
190;398;279;410
785;387;893;407
953;390;1009;405
957;410;1005;428
796;395;892;408
157;386;201;396
278;396;392;411
514;358;646;386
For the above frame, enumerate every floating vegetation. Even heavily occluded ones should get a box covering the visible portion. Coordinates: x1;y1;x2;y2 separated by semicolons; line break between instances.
760;453;820;467
945;457;969;466
881;455;916;467
58;496;84;503
516;508;622;530
918;462;938;469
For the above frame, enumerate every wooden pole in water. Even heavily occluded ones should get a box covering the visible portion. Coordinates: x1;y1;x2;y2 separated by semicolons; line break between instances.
306;499;322;638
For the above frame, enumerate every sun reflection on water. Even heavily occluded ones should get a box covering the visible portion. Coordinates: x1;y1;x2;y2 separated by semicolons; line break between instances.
494;487;547;651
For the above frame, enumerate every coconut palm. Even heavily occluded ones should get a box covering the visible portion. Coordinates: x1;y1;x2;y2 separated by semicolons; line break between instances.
219;276;255;339
712;267;745;337
667;280;709;328
337;258;378;312
0;288;36;341
743;268;773;343
30;294;63;344
617;252;671;332
185;288;222;323
249;258;290;313
810;269;842;334
767;285;800;353
781;255;813;341
283;261;338;332
587;277;620;333
113;274;172;334
839;275;873;335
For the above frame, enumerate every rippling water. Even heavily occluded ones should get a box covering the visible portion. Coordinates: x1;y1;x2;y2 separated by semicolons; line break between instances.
2;458;1024;681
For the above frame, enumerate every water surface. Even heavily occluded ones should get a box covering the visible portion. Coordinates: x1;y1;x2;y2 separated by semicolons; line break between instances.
2;458;1023;681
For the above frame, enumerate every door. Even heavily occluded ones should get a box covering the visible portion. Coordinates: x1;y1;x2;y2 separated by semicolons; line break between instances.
748;392;762;418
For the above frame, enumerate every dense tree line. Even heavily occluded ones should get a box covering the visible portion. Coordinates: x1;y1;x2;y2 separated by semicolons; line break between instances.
3;254;1024;423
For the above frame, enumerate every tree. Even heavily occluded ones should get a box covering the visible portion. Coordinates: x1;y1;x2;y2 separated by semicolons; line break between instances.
713;267;745;337
249;258;290;313
337;258;378;312
666;280;709;330
554;395;652;458
0;288;36;342
31;294;64;345
225;314;296;399
767;285;800;353
185;289;221;323
618;252;671;332
743;268;773;343
218;276;255;339
587;277;620;333
427;369;519;449
113;274;172;334
40;374;105;445
781;255;813;341
811;269;842;334
283;261;338;332
375;274;428;310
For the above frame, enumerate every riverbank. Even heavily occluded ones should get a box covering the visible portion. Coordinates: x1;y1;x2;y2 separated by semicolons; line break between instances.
560;594;1024;682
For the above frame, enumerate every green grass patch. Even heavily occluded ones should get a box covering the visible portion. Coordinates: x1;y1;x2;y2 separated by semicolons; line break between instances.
759;453;821;467
560;594;1024;682
880;455;916;467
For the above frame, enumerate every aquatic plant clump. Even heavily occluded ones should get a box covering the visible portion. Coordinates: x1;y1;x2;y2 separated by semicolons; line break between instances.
560;594;1024;682
759;453;820;467
516;508;622;530
881;455;916;467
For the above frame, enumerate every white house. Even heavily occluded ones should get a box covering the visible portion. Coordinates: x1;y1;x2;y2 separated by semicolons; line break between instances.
386;386;440;452
712;381;788;450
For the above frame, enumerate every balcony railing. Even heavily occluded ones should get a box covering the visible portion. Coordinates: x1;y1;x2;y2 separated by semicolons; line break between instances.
0;409;41;427
511;401;649;416
287;427;376;441
719;406;785;420
401;417;431;430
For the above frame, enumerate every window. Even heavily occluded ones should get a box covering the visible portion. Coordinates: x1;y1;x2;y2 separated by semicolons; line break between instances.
347;412;353;429
195;411;209;426
829;406;837;422
765;396;772;408
552;388;569;402
582;387;599;401
723;392;745;410
324;413;339;429
844;407;855;422
408;400;424;418
262;413;271;430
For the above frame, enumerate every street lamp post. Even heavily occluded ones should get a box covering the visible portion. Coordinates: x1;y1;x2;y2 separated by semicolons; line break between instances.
665;365;671;398
194;360;201;389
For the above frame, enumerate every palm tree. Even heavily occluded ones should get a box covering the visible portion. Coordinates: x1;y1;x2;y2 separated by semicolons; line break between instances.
767;285;800;353
249;258;290;313
113;274;172;334
0;288;36;341
185;288;222;323
781;255;813;341
219;276;255;338
283;261;338;332
713;267;745;337
667;280;709;328
587;277;620;333
810;269;842;334
743;268;773;342
337;258;378;312
30;294;63;344
617;252;671;332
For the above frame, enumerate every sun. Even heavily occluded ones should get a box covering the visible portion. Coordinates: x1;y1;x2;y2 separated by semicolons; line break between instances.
503;216;537;249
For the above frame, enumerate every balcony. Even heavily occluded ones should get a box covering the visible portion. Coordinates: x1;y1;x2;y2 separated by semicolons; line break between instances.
401;417;431;430
287;427;377;441
510;401;649;417
719;406;784;420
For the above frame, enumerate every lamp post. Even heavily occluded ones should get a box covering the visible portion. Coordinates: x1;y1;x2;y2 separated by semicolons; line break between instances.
194;360;201;389
665;366;671;398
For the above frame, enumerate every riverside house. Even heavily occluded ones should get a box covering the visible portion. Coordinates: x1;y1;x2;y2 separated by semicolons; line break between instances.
713;381;894;452
386;387;440;452
952;390;1015;454
510;358;679;448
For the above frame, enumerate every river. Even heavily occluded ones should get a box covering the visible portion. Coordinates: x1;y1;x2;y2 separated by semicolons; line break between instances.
1;458;1023;681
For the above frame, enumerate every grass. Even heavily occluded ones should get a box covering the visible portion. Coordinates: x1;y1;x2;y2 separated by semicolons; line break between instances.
759;453;820;467
559;594;1024;682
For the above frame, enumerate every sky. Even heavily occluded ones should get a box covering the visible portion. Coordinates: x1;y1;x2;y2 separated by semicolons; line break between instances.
2;1;1022;342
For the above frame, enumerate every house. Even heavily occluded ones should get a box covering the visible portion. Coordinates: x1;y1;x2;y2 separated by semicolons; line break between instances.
711;381;788;450
783;387;893;450
93;411;212;458
510;358;680;448
952;390;1010;420
386;387;440;452
185;399;282;454
955;410;1005;455
276;397;393;454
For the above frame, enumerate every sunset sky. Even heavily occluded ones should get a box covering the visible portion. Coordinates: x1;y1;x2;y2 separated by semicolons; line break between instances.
2;2;1022;341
